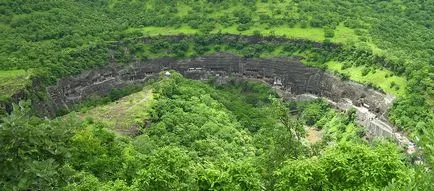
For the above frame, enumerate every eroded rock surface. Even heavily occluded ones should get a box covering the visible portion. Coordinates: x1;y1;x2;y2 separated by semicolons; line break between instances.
40;53;393;115
35;52;414;151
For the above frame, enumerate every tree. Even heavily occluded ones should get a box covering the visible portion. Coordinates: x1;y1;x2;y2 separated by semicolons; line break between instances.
275;141;411;190
132;146;197;190
320;141;410;190
274;158;325;191
301;100;329;126
196;159;264;191
0;101;75;190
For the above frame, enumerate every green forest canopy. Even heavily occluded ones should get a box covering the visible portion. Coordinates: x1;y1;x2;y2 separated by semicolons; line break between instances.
0;0;433;190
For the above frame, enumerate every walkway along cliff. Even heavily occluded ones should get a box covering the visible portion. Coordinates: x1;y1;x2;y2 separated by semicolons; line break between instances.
34;52;415;153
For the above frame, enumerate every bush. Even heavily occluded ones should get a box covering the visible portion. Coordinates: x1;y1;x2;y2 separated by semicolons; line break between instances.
199;23;215;34
341;62;352;70
361;67;370;76
300;20;309;28
340;73;350;80
237;23;251;31
324;27;335;38
253;30;261;37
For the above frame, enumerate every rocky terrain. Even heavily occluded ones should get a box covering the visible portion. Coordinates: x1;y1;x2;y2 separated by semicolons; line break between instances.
41;53;392;115
31;52;417;152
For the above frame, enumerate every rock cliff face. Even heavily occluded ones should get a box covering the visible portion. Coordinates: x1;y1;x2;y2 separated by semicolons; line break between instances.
36;53;409;145
39;53;394;115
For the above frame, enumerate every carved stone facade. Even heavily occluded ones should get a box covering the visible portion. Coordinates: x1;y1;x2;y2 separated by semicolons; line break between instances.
38;53;394;116
34;52;415;151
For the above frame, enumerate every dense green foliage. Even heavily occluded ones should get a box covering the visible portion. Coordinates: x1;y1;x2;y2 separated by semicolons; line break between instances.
1;0;433;65
0;1;432;139
1;0;432;77
2;73;427;190
1;0;433;190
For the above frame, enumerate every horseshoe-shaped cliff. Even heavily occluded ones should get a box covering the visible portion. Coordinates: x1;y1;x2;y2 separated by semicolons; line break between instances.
34;52;414;152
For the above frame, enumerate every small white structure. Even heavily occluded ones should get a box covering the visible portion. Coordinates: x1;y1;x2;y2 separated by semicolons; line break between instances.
164;71;171;77
273;78;283;86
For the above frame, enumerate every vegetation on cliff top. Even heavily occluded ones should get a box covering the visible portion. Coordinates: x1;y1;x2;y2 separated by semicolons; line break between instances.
0;0;433;190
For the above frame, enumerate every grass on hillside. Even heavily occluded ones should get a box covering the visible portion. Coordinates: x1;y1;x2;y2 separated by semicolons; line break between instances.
73;86;154;135
129;23;357;44
129;22;383;58
0;70;31;101
327;61;407;97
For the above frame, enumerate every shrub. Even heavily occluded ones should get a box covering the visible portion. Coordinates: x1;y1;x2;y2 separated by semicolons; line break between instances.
324;27;335;38
361;67;370;76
